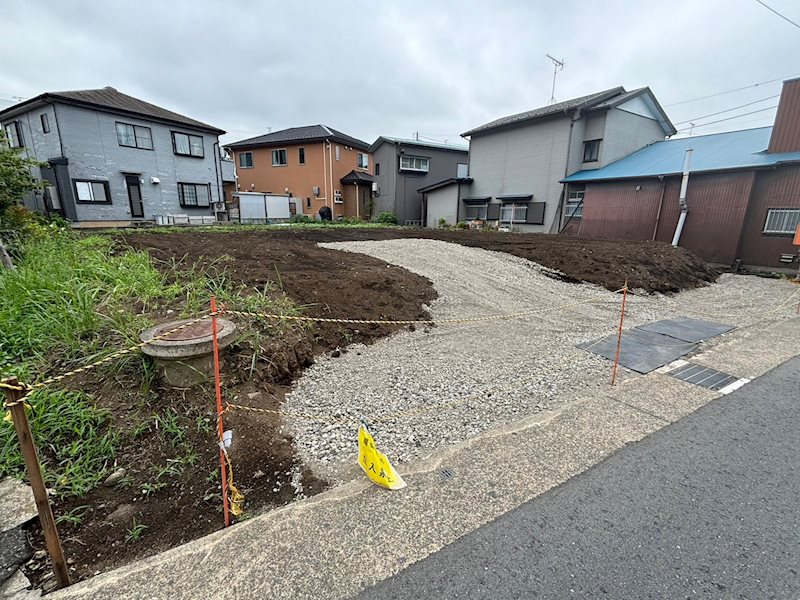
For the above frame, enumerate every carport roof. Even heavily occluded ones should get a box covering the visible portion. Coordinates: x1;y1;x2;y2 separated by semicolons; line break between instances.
563;126;800;183
417;177;473;193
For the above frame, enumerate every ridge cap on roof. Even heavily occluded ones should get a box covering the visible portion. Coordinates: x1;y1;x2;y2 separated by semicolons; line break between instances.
461;85;626;137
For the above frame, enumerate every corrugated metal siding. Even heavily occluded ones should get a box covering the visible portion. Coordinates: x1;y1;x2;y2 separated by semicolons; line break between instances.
658;172;755;265
738;165;800;268
578;180;664;239
768;80;800;153
580;172;756;265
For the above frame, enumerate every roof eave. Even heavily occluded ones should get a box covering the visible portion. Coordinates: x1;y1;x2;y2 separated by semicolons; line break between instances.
43;93;226;135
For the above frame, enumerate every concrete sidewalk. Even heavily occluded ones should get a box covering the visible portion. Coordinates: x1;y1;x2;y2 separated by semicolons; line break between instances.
52;316;799;600
355;356;800;599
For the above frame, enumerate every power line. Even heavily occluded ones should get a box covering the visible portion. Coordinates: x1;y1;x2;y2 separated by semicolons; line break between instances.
665;73;799;107
676;105;778;132
673;94;780;125
754;0;800;30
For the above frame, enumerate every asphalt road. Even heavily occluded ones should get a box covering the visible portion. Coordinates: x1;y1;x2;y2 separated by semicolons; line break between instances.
355;357;800;599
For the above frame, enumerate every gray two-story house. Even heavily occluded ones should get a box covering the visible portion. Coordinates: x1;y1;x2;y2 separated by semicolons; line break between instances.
369;137;468;225
423;86;676;231
0;86;226;226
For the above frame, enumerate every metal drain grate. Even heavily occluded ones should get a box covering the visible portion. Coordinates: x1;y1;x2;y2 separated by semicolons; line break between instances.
669;363;739;390
440;468;455;481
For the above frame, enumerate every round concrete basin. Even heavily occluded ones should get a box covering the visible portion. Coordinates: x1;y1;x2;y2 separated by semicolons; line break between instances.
140;318;237;387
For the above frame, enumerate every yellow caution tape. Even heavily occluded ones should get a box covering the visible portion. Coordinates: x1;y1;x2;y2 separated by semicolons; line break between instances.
358;424;406;491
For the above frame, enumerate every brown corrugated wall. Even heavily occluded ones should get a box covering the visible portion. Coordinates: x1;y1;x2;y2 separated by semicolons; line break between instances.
578;180;665;240
738;165;800;268
579;171;757;265
768;79;800;153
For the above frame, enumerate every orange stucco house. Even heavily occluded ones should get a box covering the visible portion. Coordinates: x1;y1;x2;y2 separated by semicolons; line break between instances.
225;125;374;219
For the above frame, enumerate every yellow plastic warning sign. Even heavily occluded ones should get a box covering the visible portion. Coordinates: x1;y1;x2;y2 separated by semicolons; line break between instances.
358;424;406;490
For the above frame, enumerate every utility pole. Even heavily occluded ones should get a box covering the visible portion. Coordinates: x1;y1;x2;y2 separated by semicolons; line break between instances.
546;54;565;105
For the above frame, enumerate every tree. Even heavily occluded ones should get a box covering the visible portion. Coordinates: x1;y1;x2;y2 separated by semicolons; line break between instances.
0;130;45;214
0;130;46;268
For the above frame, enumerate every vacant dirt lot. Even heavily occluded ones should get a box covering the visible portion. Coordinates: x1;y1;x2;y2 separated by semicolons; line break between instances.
126;228;717;295
36;227;720;582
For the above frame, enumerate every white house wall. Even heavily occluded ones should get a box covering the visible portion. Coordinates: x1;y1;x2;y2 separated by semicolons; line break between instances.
600;107;666;167
426;185;459;227
467;116;572;232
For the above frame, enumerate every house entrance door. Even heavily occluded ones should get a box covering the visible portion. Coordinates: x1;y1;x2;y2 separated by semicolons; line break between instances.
125;175;144;218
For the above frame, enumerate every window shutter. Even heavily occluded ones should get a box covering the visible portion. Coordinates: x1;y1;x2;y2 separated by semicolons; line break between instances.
526;202;546;225
487;203;500;220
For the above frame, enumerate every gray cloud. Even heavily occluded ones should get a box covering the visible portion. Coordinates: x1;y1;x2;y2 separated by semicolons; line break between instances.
1;0;798;145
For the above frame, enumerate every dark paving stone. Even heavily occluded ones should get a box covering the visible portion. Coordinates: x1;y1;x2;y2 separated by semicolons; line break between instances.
0;526;31;586
636;317;735;343
578;329;697;373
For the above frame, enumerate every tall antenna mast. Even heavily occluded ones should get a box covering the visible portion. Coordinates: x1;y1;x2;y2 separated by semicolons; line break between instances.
546;54;565;105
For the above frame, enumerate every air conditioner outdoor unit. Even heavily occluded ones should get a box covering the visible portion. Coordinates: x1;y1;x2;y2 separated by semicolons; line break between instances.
213;202;226;212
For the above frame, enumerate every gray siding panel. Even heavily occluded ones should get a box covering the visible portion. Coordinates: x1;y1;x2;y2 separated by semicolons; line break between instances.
55;103;221;222
372;140;468;224
601;108;665;167
468;116;572;232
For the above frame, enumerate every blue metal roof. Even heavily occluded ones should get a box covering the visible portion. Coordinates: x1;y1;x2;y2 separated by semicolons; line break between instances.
563;127;800;183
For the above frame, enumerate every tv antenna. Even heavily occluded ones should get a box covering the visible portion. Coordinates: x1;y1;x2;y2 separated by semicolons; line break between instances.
546;54;565;105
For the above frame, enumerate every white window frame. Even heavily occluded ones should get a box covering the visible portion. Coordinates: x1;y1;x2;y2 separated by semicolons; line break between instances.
500;203;527;223
271;148;287;166
566;190;585;218
357;152;369;169
334;189;343;204
763;208;800;234
465;204;488;221
335;145;341;161
400;155;429;173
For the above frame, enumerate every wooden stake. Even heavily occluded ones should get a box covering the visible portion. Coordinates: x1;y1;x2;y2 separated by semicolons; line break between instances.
2;377;70;589
210;298;231;527
611;280;629;386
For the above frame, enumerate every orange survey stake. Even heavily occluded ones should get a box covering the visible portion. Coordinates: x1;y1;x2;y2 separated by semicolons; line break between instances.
793;224;800;246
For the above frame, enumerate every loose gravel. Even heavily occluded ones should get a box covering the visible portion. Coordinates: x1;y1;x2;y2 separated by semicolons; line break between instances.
284;239;798;482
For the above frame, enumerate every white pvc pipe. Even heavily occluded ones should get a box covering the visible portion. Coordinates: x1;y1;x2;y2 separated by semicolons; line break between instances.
671;149;694;247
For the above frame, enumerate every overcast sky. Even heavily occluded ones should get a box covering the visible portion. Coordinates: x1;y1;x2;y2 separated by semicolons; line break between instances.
2;1;798;146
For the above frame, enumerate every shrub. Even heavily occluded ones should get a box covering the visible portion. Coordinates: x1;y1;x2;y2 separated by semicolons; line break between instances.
290;214;315;224
337;216;364;225
456;221;469;229
438;218;447;228
377;211;398;225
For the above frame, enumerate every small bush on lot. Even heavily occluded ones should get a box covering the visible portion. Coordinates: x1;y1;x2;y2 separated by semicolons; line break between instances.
0;388;117;498
290;214;315;224
377;211;398;224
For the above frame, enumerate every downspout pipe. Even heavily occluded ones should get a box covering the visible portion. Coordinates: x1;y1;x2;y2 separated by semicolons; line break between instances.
671;149;693;247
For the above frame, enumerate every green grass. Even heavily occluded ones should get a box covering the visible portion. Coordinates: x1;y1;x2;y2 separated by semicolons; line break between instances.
0;229;307;500
0;388;117;498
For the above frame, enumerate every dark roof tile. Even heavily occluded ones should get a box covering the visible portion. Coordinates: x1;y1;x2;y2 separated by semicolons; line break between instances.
462;87;625;137
226;125;369;150
0;86;224;134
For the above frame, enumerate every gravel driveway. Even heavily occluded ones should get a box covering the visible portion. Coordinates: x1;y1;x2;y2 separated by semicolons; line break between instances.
283;239;798;482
